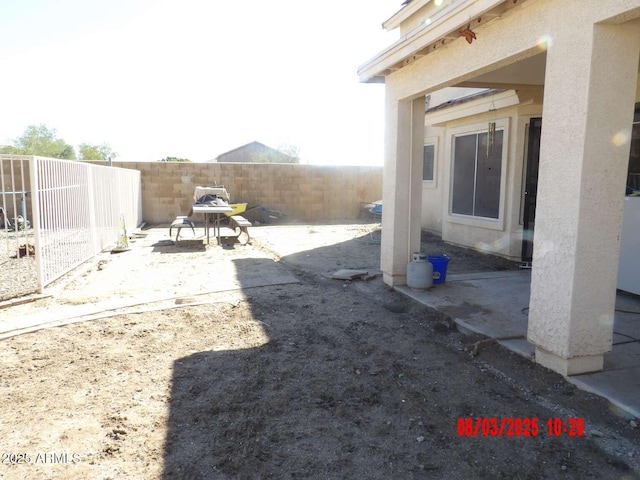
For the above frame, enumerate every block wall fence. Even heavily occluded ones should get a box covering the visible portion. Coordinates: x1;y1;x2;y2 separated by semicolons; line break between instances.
109;162;383;224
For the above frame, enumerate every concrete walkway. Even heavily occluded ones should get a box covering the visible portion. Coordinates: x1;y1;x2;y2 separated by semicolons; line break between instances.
0;227;300;340
397;270;640;419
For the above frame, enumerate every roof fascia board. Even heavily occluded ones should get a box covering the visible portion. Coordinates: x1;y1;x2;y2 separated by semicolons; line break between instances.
383;0;432;31
359;0;506;83
425;89;519;126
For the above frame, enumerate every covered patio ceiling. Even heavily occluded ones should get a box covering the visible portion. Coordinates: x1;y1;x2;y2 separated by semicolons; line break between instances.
456;52;546;88
456;51;639;90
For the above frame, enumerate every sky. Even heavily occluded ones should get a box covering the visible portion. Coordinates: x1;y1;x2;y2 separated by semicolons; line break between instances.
0;0;401;164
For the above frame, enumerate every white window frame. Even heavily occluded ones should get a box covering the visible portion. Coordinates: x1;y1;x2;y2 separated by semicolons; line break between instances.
422;136;438;188
445;118;509;231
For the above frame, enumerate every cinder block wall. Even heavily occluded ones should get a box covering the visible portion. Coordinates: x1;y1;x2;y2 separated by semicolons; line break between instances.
110;162;382;224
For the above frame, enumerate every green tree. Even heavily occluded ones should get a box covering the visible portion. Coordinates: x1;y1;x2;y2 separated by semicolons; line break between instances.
78;143;117;161
279;143;301;163
159;156;192;162
11;124;76;159
0;145;19;154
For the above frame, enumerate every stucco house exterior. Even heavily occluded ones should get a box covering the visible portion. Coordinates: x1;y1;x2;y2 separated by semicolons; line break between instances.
359;0;640;377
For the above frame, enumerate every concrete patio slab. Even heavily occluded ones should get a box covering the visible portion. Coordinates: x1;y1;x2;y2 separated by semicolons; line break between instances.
396;270;640;420
397;270;531;339
0;227;300;340
569;366;640;419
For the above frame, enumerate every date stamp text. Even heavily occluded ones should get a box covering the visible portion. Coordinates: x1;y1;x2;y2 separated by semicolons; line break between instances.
457;417;585;437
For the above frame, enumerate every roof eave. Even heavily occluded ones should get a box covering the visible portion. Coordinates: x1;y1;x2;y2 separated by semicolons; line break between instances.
425;89;519;126
383;0;431;31
359;0;510;84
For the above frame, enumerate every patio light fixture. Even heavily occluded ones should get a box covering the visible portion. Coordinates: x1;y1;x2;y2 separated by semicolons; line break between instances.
487;97;497;157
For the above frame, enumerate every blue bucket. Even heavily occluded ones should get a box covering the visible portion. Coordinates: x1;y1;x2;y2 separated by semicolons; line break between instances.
428;255;450;284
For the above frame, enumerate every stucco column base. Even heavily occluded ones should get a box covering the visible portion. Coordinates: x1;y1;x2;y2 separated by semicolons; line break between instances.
528;21;640;369
535;347;604;377
383;272;407;287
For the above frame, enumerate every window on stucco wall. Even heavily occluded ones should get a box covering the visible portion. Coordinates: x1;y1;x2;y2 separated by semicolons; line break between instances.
423;144;435;182
451;130;503;219
627;107;640;193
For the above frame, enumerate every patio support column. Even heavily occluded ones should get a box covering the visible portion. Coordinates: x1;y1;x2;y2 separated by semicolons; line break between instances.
381;95;425;286
527;20;640;376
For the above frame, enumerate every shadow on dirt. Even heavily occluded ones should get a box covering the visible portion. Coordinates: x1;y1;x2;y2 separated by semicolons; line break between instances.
151;239;207;254
160;252;636;479
160;256;457;478
161;258;447;478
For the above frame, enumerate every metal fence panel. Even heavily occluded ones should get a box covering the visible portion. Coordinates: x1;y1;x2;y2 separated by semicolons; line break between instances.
0;155;141;300
0;156;36;299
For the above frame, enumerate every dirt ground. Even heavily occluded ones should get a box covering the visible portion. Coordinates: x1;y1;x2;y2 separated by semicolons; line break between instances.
0;221;638;480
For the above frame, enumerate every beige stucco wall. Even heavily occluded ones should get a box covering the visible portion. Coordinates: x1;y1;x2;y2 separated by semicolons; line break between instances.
441;106;520;258
398;3;440;36
382;1;640;101
420;87;543;260
421;125;444;234
373;0;640;375
108;162;382;224
419;72;638;262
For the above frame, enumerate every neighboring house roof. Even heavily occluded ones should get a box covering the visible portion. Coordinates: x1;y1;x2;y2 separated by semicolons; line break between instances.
214;141;296;163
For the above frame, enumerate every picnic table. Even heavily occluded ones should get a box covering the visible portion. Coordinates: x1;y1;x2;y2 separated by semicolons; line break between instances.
191;201;234;244
185;186;252;245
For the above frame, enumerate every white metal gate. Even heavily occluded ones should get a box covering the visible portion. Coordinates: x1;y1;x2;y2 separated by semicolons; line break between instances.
0;155;142;300
0;156;35;299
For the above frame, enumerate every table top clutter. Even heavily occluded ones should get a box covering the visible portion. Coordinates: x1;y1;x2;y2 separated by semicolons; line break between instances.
193;186;230;203
190;188;233;244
